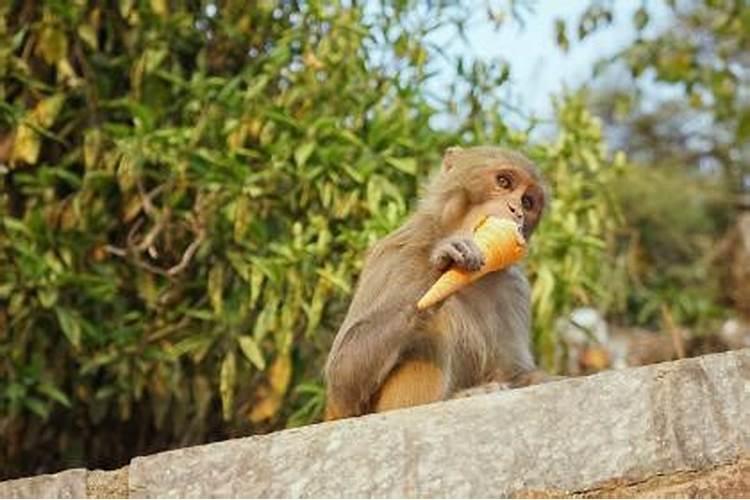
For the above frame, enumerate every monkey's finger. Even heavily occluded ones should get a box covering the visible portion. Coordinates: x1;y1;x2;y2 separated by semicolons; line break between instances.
455;239;485;271
430;245;456;272
437;241;466;266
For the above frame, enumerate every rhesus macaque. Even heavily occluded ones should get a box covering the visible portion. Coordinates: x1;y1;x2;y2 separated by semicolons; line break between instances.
324;146;551;420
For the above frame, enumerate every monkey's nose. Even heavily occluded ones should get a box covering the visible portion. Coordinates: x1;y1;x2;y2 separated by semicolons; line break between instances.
508;203;523;221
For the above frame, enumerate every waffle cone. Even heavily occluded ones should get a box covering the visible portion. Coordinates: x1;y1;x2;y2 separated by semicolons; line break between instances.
416;216;526;310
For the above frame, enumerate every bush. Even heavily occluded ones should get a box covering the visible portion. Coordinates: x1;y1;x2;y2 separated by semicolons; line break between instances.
606;166;728;328
0;1;619;478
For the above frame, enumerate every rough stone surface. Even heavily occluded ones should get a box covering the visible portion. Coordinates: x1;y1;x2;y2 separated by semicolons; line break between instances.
87;467;129;498
0;469;87;498
580;455;750;498
127;348;750;498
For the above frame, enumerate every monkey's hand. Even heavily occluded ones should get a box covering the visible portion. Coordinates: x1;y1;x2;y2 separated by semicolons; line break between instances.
430;236;485;273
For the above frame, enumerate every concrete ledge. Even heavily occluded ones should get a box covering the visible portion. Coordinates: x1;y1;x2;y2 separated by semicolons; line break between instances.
2;349;749;498
0;469;87;498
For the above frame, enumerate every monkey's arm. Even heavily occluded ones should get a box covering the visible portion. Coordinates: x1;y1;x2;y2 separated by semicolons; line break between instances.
324;246;434;419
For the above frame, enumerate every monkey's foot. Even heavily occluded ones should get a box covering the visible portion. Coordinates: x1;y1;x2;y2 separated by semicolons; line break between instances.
451;381;510;399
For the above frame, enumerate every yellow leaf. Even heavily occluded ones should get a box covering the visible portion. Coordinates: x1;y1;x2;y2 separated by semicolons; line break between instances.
83;129;102;169
302;51;324;70
150;0;168;16
10;94;65;166
117;155;137;192
10;124;40;166
208;264;224;316
247;385;282;423
36;25;68;65
77;24;98;50
269;352;292;395
233;196;252;241
121;192;142;222
32;94;65;127
220;352;236;421
57;59;81;87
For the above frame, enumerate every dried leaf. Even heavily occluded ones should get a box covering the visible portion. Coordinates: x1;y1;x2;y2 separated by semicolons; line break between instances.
11;94;65;166
247;385;282;423
269;352;292;395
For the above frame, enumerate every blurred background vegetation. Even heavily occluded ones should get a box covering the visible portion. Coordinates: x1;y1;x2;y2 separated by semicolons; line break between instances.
0;0;748;480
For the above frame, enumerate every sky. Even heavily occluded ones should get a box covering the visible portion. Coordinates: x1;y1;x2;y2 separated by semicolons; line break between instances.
424;1;672;126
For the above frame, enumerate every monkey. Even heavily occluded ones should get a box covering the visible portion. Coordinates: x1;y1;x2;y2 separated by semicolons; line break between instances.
324;146;552;420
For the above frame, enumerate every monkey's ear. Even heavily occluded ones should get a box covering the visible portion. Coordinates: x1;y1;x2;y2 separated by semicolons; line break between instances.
442;146;464;171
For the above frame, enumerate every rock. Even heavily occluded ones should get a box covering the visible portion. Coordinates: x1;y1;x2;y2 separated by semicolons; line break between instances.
0;469;87;498
3;349;749;498
129;349;750;498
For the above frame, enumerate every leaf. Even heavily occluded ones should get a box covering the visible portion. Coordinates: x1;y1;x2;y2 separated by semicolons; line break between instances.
238;335;266;370
150;0;168;16
220;351;237;421
11;94;65;166
83;129;102;169
555;18;569;52
38;382;72;407
737;110;750;141
294;141;315;167
25;397;51;419
268;352;292;395
3;217;32;236
36;25;68;65
633;7;649;31
37;288;58;308
208;263;224;316
385;156;417;175
55;307;82;349
78;23;98;50
247;385;282;423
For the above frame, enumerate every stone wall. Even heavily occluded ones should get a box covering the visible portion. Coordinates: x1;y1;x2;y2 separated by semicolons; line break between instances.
2;348;748;498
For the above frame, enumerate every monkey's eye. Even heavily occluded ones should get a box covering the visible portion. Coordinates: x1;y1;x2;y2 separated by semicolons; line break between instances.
522;194;535;211
495;173;512;189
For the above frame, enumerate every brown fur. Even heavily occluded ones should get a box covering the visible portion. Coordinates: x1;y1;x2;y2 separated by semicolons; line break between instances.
324;146;549;420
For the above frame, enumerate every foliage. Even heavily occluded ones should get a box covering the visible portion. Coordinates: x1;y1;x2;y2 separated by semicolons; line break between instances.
606;166;727;328
0;0;619;478
562;0;750;332
583;0;750;194
525;94;623;369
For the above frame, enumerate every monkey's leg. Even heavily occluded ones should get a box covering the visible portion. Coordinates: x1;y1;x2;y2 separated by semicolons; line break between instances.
373;359;446;413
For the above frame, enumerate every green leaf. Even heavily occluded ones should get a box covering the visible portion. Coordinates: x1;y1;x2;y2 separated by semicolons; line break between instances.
633;7;649;31
294;141;315;167
220;351;237;421
238;336;266;370
737;110;750;141
55;307;82;349
385;156;417;175
38;382;72;407
25;397;50;419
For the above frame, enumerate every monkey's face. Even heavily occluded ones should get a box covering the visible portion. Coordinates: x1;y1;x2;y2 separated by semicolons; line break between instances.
460;164;546;239
438;147;547;239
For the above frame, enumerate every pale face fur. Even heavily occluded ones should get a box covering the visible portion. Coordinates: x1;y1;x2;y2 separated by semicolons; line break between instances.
324;146;546;419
